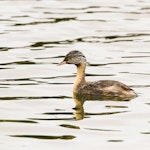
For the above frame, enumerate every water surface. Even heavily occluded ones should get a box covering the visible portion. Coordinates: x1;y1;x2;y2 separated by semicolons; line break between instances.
0;0;150;150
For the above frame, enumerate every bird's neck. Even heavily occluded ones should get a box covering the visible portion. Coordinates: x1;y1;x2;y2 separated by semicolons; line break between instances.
73;63;86;93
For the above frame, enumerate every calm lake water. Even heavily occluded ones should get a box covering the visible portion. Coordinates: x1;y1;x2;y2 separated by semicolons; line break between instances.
0;0;150;149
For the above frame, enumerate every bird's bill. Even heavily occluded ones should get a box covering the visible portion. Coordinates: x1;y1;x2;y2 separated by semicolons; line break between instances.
57;60;67;66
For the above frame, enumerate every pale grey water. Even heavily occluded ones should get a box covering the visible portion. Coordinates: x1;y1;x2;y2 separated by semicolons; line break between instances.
0;0;150;150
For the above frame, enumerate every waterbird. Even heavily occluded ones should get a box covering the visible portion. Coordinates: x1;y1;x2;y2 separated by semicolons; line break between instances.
58;50;137;100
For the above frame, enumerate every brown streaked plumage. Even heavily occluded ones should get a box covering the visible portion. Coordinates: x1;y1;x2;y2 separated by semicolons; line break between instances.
58;50;137;100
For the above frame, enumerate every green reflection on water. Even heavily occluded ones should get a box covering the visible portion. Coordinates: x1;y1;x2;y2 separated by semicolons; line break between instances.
11;135;76;140
14;17;76;26
0;60;36;65
59;124;80;129
107;140;123;142
141;132;150;134
85;128;120;132
0;47;11;51
0;120;37;124
0;96;71;100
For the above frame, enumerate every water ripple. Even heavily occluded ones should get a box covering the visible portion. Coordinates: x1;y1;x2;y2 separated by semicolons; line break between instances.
59;124;80;129
0;96;71;101
28;33;150;48
0;60;36;66
0;119;37;124
10;135;76;140
85;111;129;116
0;47;11;51
13;17;76;26
85;128;121;132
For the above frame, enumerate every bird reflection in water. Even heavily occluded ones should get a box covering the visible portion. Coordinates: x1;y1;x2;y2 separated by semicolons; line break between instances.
73;93;133;120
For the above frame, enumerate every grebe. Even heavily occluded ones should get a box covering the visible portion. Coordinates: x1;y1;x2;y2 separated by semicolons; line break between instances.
58;50;136;100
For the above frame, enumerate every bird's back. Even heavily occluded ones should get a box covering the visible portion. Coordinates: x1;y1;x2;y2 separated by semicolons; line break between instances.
76;80;136;100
